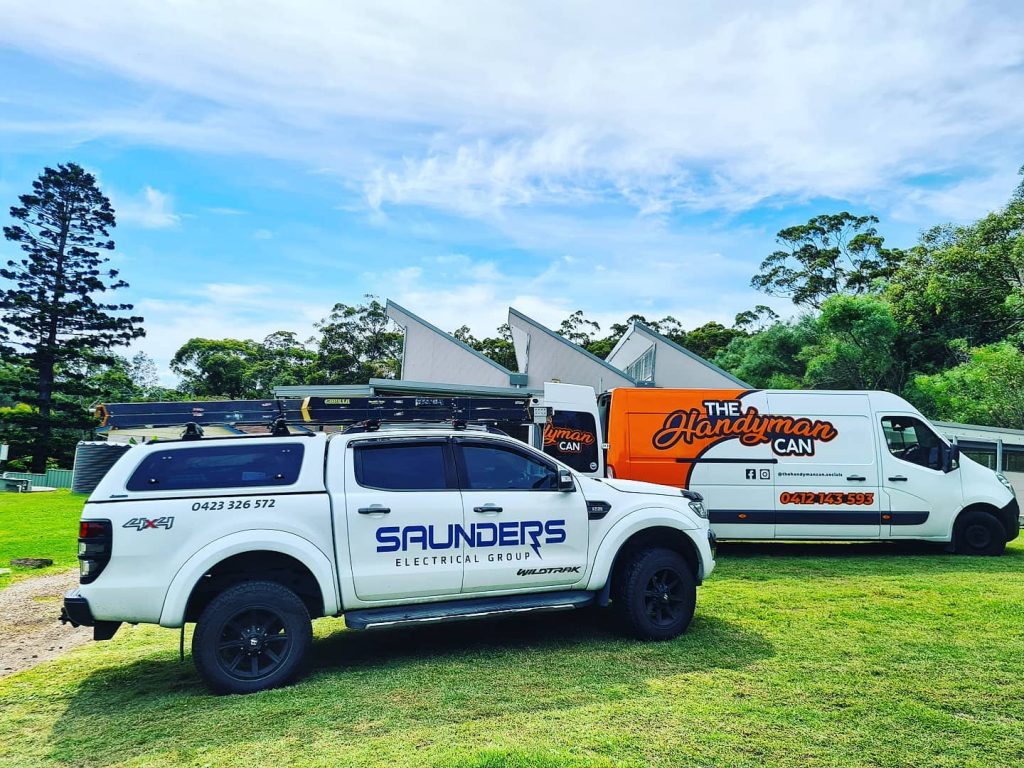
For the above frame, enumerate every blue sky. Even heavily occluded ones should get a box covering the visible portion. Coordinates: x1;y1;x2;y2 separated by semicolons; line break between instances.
1;1;1023;383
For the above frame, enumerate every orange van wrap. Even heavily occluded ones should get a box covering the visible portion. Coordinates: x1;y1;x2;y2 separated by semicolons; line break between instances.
606;388;840;488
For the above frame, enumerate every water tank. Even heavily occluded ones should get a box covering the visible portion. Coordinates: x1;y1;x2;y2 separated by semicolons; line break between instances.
72;441;132;494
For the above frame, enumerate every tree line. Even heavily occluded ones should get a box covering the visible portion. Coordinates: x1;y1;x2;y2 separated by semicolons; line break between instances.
3;162;1024;471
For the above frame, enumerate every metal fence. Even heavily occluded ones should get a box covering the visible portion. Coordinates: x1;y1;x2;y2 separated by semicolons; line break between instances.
1;468;75;489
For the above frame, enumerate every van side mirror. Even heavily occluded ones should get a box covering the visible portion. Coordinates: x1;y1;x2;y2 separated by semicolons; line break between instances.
943;444;960;473
557;468;575;492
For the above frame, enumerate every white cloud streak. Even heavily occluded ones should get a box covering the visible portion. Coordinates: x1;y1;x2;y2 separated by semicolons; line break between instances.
113;186;180;229
1;1;1022;223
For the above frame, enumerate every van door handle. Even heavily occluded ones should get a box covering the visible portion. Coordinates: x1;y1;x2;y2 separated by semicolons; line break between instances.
888;476;908;482
473;505;503;514
358;505;391;514
846;475;866;482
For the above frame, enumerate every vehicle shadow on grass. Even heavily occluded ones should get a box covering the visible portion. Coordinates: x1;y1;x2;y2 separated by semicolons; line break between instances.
714;538;1024;578
47;611;772;766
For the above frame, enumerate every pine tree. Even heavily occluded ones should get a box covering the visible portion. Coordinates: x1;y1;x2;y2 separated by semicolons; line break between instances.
1;163;143;471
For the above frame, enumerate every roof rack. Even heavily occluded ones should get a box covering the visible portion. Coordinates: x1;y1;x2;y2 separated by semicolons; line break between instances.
95;395;534;439
341;421;509;436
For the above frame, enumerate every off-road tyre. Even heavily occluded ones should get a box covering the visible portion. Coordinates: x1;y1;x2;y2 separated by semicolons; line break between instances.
193;580;312;695
613;547;696;641
954;509;1007;556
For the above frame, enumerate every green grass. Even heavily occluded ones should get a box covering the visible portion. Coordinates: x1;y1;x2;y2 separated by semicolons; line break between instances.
1;523;1023;767
0;489;85;588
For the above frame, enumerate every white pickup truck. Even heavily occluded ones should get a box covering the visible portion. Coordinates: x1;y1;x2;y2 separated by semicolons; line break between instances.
62;423;715;694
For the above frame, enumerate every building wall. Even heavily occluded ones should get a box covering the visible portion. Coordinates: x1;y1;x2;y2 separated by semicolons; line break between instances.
645;336;746;388
388;301;516;388
936;421;1024;499
508;308;635;392
606;322;748;389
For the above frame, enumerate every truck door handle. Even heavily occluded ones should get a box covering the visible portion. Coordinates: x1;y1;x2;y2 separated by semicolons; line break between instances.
846;475;866;482
473;505;503;514
888;476;908;482
358;506;391;514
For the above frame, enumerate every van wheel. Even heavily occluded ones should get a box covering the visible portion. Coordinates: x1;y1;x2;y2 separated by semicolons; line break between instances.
613;547;696;641
954;509;1007;556
193;580;312;695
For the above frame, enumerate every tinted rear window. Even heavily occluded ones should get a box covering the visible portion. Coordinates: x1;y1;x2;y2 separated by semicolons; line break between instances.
127;443;305;492
354;443;449;490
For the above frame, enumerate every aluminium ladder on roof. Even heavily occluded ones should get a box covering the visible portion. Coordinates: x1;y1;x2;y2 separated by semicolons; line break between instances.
96;395;534;431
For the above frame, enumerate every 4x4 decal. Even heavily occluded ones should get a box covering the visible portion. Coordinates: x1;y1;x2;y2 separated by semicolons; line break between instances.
122;516;174;531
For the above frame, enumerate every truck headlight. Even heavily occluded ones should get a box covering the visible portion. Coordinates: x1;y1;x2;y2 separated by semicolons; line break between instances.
996;472;1016;497
688;499;708;519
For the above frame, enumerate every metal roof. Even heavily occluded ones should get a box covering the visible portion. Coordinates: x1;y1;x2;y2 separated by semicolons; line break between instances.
387;299;523;381
628;320;750;388
508;307;638;385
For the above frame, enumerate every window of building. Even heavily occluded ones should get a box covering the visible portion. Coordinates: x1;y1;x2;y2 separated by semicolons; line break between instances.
624;345;655;383
1003;448;1024;473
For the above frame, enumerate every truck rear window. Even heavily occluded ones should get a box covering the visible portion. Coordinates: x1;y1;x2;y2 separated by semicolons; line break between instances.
126;444;305;492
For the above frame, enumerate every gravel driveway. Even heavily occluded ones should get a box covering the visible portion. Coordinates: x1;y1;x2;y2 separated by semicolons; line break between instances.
0;570;91;677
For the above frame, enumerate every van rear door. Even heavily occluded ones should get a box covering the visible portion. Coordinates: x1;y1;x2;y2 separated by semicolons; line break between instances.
767;393;881;539
540;383;603;477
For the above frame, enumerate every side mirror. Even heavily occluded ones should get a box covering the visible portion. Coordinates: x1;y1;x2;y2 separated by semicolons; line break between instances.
943;444;960;473
557;468;575;492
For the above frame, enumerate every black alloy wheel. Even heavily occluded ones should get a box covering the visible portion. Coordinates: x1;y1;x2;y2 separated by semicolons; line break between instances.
643;567;688;628
613;547;697;641
193;580;313;695
215;607;292;681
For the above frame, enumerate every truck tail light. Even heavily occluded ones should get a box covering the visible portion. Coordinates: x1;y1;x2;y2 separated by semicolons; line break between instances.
78;519;112;584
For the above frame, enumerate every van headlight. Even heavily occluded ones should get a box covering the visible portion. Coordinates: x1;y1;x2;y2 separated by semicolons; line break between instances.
688;499;708;518
996;472;1016;497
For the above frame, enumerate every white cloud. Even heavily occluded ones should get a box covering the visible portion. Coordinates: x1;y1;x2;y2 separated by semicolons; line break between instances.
129;282;332;385
0;1;1022;224
252;228;273;240
363;238;776;345
115;186;180;229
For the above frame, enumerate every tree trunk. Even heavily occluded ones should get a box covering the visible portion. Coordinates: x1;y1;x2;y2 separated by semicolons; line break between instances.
31;350;54;474
31;204;70;473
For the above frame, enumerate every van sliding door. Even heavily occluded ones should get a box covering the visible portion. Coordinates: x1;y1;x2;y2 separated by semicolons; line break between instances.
767;393;881;539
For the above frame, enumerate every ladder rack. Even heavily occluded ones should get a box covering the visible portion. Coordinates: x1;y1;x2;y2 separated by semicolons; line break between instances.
96;395;534;432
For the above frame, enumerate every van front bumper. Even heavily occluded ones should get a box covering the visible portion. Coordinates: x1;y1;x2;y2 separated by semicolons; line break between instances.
60;590;121;640
998;498;1020;542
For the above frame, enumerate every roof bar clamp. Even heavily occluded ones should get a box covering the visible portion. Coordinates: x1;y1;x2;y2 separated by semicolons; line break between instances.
181;422;204;441
269;417;290;437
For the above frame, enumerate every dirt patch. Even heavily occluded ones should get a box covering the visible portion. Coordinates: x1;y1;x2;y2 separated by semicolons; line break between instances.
0;569;91;677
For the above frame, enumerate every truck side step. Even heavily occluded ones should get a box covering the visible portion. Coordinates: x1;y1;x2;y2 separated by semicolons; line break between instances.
344;590;597;631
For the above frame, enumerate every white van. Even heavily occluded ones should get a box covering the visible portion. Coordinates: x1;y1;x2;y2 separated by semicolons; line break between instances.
589;387;1020;555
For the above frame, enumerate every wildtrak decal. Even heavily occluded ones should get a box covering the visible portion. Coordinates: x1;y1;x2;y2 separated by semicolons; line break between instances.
652;398;838;458
517;566;581;576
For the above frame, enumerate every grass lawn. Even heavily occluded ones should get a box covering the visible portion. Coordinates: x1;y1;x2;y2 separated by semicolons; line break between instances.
1;516;1022;766
0;489;85;588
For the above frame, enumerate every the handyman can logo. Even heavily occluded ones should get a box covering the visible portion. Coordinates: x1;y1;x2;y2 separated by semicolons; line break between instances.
652;398;838;457
543;423;596;454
